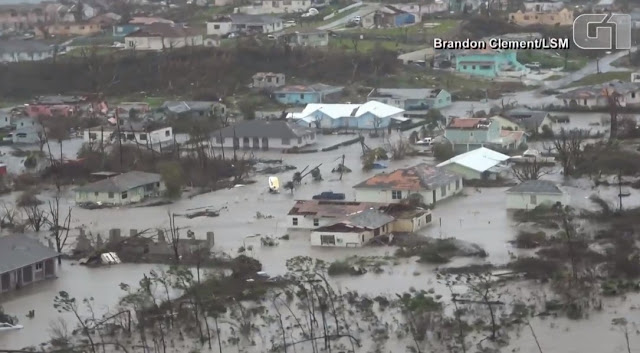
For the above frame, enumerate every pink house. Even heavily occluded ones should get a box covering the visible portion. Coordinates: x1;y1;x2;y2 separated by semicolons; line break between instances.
26;104;74;118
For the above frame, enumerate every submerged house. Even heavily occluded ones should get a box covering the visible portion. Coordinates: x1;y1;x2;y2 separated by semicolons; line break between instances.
367;88;452;110
437;147;510;180
506;180;568;210
0;235;59;293
557;80;640;108
215;120;315;150
353;164;463;206
444;117;527;152
74;171;165;206
309;204;432;247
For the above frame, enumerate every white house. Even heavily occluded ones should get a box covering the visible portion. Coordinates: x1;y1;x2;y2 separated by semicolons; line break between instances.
288;199;393;229
207;14;283;36
309;205;432;247
215;120;315;150
292;101;408;130
74;171;166;206
0;40;54;63
12;116;43;144
124;23;204;50
0;108;14;129
83;125;174;146
234;0;311;15
506;180;568;210
353;164;464;206
0;235;59;293
522;1;565;12
437;147;510;180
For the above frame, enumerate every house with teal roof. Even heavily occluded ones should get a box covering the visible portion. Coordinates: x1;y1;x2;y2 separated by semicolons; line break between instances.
455;50;528;78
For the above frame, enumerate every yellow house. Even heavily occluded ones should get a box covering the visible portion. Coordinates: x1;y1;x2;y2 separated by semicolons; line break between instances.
509;8;574;26
38;22;102;37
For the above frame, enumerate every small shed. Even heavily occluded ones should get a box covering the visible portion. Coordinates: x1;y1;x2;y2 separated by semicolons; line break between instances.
506;180;567;210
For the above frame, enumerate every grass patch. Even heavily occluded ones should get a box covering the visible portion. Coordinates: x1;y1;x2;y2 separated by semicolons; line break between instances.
329;38;422;52
345;20;460;37
64;47;123;58
517;49;587;71
564;71;632;88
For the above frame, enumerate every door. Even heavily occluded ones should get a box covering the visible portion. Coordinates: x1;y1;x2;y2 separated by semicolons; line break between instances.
252;137;259;149
433;190;437;205
262;137;269;150
22;265;33;283
45;258;55;277
1;272;9;292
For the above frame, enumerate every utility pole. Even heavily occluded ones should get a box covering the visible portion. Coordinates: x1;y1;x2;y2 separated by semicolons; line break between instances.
618;168;623;212
339;154;345;181
219;129;225;160
115;109;123;171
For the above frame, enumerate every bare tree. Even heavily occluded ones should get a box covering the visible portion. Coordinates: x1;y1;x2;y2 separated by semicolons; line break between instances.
603;87;622;142
167;212;181;264
552;128;587;176
48;194;72;265
512;159;550;182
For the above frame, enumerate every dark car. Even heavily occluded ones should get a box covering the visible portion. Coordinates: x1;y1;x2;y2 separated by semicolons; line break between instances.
312;191;346;200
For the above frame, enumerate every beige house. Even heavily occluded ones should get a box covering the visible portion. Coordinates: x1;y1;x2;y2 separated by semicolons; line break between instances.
74;171;165;206
252;72;285;89
509;8;574;26
124;23;204;50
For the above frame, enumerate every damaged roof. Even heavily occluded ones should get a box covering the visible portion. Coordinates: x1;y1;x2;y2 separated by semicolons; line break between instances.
447;117;492;129
216;120;313;139
507;180;563;194
75;171;162;193
125;23;201;38
288;200;390;218
162;101;218;113
558;80;640;99
353;164;460;191
0;235;59;275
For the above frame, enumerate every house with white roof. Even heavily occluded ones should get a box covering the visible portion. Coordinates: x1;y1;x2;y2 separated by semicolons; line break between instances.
436;147;511;180
292;101;408;130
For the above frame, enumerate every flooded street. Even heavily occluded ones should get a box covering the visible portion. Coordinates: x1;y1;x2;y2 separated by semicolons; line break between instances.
1;81;640;351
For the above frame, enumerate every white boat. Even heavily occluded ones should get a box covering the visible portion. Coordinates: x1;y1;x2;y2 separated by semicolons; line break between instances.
0;322;24;332
268;177;280;193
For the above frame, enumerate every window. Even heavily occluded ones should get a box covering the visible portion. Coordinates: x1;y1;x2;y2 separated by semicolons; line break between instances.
455;179;460;190
584;99;588;105
523;15;530;20
277;93;286;98
463;65;467;69
89;133;97;140
472;65;476;70
320;235;336;245
282;138;291;145
165;130;171;137
216;137;225;144
632;92;636;98
139;133;147;140
530;194;537;204
440;186;446;197
35;262;43;270
480;65;491;70
470;132;474;136
126;133;135;140
121;191;128;199
313;218;319;226
117;27;123;32
300;93;304;99
392;190;403;199
214;24;220;29
292;217;298;226
94;192;98;196
128;40;135;48
17;132;27;138
108;192;114;199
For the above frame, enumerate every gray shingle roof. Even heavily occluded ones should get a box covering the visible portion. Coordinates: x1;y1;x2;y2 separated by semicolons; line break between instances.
75;171;161;193
369;88;443;100
0;40;53;55
0;235;59;275
507;180;562;194
162;101;216;114
216;120;312;139
344;208;395;229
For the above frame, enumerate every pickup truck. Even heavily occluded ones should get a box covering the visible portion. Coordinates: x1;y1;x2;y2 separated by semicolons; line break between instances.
312;191;346;200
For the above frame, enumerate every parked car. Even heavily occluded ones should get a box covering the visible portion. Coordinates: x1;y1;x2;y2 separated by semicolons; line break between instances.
267;34;277;40
284;20;297;28
415;137;432;146
312;191;346;200
0;322;24;332
352;15;362;22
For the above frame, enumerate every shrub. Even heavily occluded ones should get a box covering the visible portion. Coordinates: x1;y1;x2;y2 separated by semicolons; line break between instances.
433;143;455;161
514;231;547;249
156;161;185;199
328;260;351;276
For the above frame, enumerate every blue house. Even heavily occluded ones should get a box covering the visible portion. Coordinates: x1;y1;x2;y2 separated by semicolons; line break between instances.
274;84;343;105
367;88;452;110
455;50;528;78
113;24;141;38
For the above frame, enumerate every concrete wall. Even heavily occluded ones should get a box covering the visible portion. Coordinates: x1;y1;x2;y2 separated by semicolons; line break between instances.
275;92;322;105
392;212;432;233
287;215;335;229
310;230;372;247
84;127;173;145
0;258;56;293
47;23;102;36
206;21;233;35
509;9;574;26
354;178;463;206
236;0;311;14
506;192;567;210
